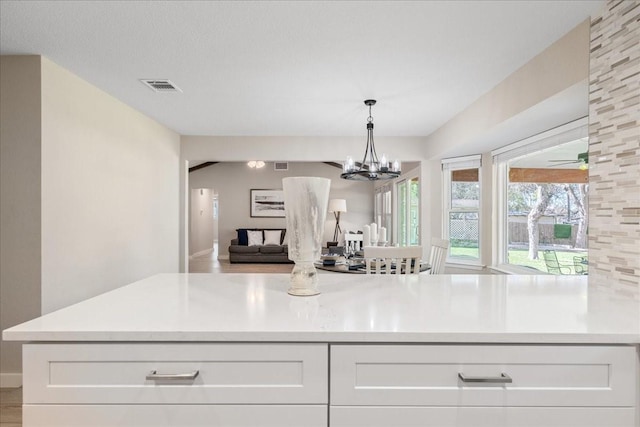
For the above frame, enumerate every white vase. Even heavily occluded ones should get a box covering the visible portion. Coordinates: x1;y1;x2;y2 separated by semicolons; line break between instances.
283;177;331;296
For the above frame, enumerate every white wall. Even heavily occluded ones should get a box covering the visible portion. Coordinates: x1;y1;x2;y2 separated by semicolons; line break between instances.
0;56;42;385
40;57;181;314
190;188;215;256
188;162;375;258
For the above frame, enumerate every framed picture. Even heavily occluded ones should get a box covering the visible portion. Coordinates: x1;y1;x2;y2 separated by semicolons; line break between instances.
250;189;285;218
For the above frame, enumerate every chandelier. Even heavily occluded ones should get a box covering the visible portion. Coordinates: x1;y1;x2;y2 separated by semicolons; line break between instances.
341;99;401;181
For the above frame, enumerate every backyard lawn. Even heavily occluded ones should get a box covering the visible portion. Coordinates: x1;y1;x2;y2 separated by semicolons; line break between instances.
449;247;588;274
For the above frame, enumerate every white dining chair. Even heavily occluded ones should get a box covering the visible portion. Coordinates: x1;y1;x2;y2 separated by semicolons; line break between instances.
344;233;364;254
427;237;449;274
363;246;423;275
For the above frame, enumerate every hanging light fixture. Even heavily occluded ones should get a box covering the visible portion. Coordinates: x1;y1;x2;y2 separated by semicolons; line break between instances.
341;99;401;181
247;160;265;169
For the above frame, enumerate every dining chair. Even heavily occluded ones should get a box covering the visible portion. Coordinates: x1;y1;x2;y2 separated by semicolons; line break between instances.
363;246;423;275
344;233;364;254
427;238;449;275
542;250;572;275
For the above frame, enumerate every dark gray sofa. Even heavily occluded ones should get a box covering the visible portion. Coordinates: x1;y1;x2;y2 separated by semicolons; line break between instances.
228;228;293;264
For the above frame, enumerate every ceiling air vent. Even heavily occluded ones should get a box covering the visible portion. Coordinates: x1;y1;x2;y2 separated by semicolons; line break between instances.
274;162;289;171
140;79;182;93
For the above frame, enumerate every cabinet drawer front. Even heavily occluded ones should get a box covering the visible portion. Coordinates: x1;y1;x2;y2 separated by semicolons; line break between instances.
331;345;636;407
25;404;327;427
24;343;327;404
330;406;636;427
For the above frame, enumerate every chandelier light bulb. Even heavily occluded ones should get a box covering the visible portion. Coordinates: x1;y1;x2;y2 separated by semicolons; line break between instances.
380;154;388;169
344;156;355;172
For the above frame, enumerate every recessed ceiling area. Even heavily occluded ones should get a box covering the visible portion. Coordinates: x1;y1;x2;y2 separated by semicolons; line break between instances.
510;139;589;169
0;1;603;137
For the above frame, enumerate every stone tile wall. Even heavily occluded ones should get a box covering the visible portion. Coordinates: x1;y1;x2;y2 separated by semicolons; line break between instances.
589;0;640;298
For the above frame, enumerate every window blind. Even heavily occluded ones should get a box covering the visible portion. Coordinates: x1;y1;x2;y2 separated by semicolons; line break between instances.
441;154;481;171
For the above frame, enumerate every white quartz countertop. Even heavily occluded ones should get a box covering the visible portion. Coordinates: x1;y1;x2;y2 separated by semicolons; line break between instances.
3;273;640;344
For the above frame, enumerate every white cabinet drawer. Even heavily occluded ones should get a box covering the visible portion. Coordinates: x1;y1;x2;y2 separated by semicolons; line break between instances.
331;345;636;407
24;343;327;404
330;406;636;427
24;404;327;427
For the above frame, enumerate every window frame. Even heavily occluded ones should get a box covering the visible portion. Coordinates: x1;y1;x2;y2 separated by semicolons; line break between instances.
374;183;393;244
442;155;482;266
395;169;420;247
491;117;588;274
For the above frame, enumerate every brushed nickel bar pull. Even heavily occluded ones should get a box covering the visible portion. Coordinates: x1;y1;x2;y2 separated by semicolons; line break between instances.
146;370;199;381
458;372;512;383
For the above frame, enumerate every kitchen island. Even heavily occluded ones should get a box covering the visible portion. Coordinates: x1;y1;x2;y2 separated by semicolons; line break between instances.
4;273;640;426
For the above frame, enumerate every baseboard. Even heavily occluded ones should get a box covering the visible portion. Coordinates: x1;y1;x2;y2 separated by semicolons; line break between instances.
0;372;22;388
189;248;214;259
218;254;229;260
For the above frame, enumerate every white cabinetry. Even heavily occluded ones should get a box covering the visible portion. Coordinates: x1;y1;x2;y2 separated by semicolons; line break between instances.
330;345;638;427
19;342;640;427
23;343;328;427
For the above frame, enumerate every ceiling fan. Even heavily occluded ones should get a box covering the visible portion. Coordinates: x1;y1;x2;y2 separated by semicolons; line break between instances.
548;152;589;170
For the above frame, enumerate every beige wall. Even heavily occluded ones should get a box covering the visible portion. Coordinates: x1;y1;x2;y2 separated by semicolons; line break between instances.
40;57;181;314
422;20;591;273
588;0;640;299
1;55;181;381
423;19;590;160
0;56;42;384
188;162;375;258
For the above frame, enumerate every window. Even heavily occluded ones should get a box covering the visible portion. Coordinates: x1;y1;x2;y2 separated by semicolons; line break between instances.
374;183;393;244
396;175;420;246
442;155;481;262
492;118;588;274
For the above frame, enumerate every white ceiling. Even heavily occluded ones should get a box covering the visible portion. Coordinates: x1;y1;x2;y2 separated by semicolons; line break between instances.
0;0;603;137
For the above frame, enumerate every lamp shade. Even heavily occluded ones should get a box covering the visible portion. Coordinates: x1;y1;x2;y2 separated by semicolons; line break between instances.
328;199;347;213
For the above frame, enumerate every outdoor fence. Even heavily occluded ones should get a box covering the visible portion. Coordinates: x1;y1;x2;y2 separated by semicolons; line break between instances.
449;218;582;248
509;222;577;246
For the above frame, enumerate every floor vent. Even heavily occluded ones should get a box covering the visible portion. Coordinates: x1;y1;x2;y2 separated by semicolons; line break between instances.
140;79;182;93
274;162;289;171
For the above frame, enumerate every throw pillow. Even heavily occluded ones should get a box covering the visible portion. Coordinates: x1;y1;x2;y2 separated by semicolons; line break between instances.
247;230;264;246
264;230;282;245
236;229;248;246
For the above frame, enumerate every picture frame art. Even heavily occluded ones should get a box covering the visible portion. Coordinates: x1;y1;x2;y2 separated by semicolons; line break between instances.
250;189;285;218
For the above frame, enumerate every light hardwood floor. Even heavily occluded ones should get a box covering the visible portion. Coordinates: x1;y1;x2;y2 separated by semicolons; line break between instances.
0;388;21;427
189;245;293;274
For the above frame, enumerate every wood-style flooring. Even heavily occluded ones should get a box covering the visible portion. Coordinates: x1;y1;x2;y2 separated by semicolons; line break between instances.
0;246;291;427
189;244;293;274
0;387;21;427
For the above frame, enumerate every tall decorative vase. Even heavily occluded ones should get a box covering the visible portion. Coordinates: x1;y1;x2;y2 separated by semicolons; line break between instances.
283;177;331;296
